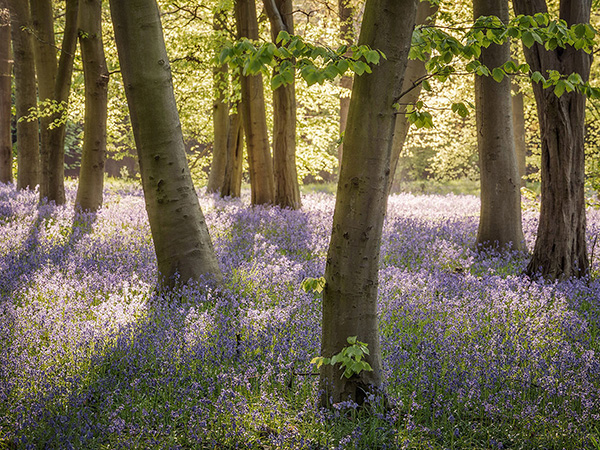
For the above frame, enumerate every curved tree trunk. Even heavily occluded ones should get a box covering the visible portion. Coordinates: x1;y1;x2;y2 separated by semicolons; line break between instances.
29;0;79;204
0;0;11;183
513;0;591;279
337;0;354;164
8;0;39;190
387;0;438;194
221;108;244;197
207;9;229;194
264;0;301;210
109;0;223;287
75;0;109;212
235;0;274;205
474;0;525;251
321;0;418;405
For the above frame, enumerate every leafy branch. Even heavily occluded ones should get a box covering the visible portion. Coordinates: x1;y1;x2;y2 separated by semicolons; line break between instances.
311;336;373;379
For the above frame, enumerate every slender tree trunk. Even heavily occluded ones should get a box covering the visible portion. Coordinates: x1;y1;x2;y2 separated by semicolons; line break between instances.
264;0;300;209
207;9;229;194
7;0;39;190
0;1;12;183
235;0;275;205
321;0;418;405
75;0;109;212
388;0;438;194
109;0;222;287
29;0;79;204
513;0;591;279
511;80;527;185
337;0;354;164
474;0;525;251
221;108;244;197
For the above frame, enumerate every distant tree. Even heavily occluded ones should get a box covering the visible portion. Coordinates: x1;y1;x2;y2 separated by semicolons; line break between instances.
511;77;527;185
207;7;230;195
388;0;439;194
337;0;354;163
513;0;592;278
109;0;223;287
321;0;418;405
264;0;301;210
75;0;109;212
235;0;275;205
7;0;39;190
474;0;525;251
0;0;11;184
29;0;79;204
220;103;244;197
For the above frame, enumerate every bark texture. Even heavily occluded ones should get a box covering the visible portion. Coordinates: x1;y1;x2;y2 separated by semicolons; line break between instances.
0;1;11;183
264;0;301;209
109;0;223;287
474;0;525;251
513;0;591;279
75;0;109;212
8;0;39;189
235;0;275;205
29;0;79;204
221;109;244;197
388;0;438;194
207;10;229;194
322;0;418;405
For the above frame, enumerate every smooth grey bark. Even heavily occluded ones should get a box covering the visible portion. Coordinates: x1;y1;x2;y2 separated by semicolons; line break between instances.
474;0;525;251
109;0;223;287
235;0;275;205
221;108;244;197
7;0;39;189
513;0;591;279
337;0;354;163
388;0;438;194
511;80;527;185
29;0;79;204
321;0;418;405
207;9;229;194
0;1;11;183
264;0;301;209
75;0;109;212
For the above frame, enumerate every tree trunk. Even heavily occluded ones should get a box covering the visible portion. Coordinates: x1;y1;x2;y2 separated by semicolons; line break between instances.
221;108;244;197
337;0;354;164
0;0;11;183
511;80;527;185
388;0;438;194
264;0;301;209
235;0;275;205
75;0;109;212
321;0;418;405
513;0;591;279
7;0;39;190
29;0;79;204
109;0;223;287
474;0;525;251
207;9;229;194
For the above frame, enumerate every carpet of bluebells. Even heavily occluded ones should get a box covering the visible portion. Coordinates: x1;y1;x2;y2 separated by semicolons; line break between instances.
1;180;600;449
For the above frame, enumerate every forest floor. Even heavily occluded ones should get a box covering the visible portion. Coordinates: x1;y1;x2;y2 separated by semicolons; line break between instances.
1;180;600;449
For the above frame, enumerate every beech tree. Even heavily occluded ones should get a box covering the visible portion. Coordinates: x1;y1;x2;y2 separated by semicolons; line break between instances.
235;0;275;205
0;0;10;184
109;0;223;287
220;105;244;197
29;0;79;204
474;0;525;251
513;0;592;278
337;0;354;163
75;0;109;212
7;0;39;190
321;0;418;404
264;0;301;210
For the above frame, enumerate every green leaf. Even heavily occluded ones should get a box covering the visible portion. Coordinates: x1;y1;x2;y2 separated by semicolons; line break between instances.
276;30;290;44
491;67;505;82
522;31;535;48
531;71;545;84
335;59;349;75
347;336;357;345
554;80;566;97
271;74;285;90
365;50;380;64
422;79;431;91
